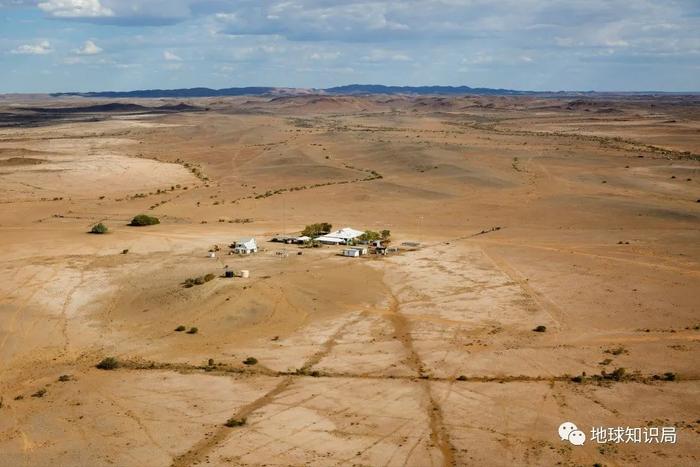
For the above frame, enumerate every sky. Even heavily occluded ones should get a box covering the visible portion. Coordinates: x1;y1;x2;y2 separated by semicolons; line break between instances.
1;0;699;93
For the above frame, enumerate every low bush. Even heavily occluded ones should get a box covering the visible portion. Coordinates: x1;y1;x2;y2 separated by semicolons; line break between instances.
187;327;198;334
224;417;246;427
58;375;72;382
129;214;160;226
533;325;547;332
653;372;677;381
243;357;258;365
31;388;47;398
96;357;119;370
175;325;186;332
604;346;627;356
89;223;108;234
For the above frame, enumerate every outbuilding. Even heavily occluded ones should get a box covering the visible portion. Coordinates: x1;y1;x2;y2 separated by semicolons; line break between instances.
316;235;346;245
343;248;360;257
232;237;257;254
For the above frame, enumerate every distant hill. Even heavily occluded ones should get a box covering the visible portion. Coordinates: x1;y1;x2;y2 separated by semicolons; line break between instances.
50;84;538;98
323;84;533;95
51;87;276;98
20;102;201;113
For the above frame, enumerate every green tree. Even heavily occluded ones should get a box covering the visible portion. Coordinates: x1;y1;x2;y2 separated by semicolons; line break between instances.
301;222;332;237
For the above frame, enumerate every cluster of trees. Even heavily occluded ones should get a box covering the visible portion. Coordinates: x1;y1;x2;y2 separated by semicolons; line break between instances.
358;230;391;242
301;222;332;237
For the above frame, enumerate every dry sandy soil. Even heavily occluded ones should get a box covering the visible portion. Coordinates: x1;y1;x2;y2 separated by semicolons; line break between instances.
0;94;698;466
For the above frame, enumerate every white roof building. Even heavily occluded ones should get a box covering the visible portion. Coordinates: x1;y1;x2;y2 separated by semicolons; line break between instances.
326;227;364;240
233;237;257;254
315;227;364;245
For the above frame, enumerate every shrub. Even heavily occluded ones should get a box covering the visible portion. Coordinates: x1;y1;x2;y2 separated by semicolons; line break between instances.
533;325;547;332
203;273;216;282
58;375;72;382
381;229;391;240
96;357;119;370
187;327;198;334
129;214;160;226
604;346;627;356
604;367;626;381
31;388;47;398
456;375;467;381
90;223;108;234
224;417;246;427
243;357;258;365
175;325;186;332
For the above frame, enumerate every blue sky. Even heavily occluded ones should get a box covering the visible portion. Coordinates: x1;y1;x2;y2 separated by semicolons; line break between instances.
1;0;699;93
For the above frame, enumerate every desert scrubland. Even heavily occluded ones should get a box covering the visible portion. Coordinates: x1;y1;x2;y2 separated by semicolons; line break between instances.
0;94;698;466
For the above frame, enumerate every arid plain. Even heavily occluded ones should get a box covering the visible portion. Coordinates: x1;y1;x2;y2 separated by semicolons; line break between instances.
0;94;698;466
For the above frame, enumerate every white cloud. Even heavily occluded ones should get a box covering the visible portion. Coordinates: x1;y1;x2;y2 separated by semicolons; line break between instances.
163;50;182;61
362;49;411;62
309;51;340;61
11;40;52;55
38;0;114;18
75;39;102;55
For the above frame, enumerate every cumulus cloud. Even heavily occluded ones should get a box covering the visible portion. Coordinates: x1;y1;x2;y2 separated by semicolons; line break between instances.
75;39;102;54
11;40;52;54
38;0;114;18
163;50;182;61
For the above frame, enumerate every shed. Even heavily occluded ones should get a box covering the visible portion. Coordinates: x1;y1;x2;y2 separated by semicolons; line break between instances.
316;235;345;245
233;237;257;254
343;249;360;257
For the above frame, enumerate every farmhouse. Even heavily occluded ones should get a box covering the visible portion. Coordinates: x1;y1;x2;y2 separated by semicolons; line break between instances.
316;227;364;245
232;237;257;254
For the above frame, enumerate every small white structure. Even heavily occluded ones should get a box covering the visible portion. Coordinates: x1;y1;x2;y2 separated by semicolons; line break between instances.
208;251;216;258
316;227;364;245
233;237;257;254
343;248;360;257
349;246;368;255
240;269;250;278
